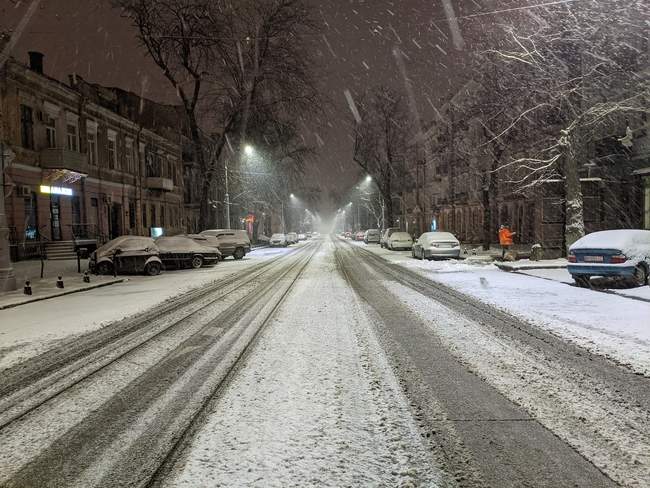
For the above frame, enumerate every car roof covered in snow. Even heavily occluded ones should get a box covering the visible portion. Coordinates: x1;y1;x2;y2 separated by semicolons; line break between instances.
97;236;157;256
155;236;218;253
570;230;650;256
420;231;458;241
390;232;412;239
271;233;285;238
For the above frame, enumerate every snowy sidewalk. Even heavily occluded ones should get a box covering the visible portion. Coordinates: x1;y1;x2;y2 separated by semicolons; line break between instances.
349;240;650;376
162;240;442;487
0;258;123;310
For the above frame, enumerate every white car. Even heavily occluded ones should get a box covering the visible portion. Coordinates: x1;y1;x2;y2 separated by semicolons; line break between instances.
568;229;650;287
412;232;461;260
270;233;287;247
387;231;413;251
286;232;299;244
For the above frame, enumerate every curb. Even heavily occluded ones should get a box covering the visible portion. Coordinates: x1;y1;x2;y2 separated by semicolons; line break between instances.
495;263;567;272
0;278;127;311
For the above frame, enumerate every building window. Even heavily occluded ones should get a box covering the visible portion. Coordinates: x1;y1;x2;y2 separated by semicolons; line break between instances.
66;123;79;152
161;205;165;227
129;201;136;229
107;131;117;170
143;203;148;228
151;204;156;227
20;105;34;149
643;176;650;230
45;115;57;148
125;138;134;173
87;130;97;165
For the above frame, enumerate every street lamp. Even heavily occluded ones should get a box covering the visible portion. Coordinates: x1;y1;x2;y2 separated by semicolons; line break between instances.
366;175;372;183
244;145;254;156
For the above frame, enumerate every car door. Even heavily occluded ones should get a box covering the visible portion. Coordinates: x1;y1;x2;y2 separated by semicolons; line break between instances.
216;232;236;255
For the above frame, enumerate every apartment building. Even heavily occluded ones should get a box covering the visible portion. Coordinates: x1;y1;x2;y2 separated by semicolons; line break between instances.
1;50;188;259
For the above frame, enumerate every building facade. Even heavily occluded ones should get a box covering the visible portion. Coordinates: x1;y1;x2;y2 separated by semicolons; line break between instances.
1;51;188;259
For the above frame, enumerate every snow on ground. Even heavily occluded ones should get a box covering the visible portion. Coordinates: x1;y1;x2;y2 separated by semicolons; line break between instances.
386;280;650;487
162;241;442;488
349;240;650;375
0;246;295;371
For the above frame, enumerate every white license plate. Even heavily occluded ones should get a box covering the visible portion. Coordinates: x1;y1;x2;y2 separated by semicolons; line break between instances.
583;255;604;262
437;243;452;248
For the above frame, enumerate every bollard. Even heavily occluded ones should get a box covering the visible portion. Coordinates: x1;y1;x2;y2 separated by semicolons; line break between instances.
56;276;64;289
83;271;90;283
24;280;32;295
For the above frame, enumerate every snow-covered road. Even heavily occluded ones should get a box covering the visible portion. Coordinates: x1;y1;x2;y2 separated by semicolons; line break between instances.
0;236;648;487
162;240;442;487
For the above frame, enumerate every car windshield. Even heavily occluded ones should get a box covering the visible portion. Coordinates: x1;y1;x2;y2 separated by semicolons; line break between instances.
3;2;648;487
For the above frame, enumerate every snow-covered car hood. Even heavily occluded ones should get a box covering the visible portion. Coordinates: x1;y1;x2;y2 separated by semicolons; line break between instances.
155;236;220;255
570;230;650;259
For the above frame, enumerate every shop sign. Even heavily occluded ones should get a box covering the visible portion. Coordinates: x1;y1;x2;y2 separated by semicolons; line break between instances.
40;185;73;196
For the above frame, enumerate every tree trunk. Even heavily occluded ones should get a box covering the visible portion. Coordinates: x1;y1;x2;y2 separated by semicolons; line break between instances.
186;113;209;231
562;132;585;253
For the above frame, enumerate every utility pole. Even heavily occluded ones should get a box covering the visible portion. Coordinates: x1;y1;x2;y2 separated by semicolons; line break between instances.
224;158;230;229
0;142;17;291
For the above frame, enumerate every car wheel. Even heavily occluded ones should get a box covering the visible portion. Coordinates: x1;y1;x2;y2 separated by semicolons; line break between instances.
191;255;204;269
632;264;648;287
144;262;162;276
97;261;113;275
574;276;591;288
233;247;245;260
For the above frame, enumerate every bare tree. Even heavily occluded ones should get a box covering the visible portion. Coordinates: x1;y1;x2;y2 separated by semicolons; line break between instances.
353;86;411;227
115;0;321;229
114;0;218;229
484;0;649;250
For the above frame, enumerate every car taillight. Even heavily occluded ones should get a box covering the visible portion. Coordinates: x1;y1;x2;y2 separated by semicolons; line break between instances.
568;254;576;263
610;254;627;264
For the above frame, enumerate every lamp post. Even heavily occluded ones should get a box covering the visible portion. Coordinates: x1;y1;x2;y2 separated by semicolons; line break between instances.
0;142;17;291
224;158;230;229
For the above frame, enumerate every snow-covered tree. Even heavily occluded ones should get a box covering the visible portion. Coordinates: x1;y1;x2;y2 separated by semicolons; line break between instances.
484;0;649;250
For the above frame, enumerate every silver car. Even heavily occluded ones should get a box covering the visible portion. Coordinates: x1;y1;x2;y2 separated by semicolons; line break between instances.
386;231;413;251
412;231;461;260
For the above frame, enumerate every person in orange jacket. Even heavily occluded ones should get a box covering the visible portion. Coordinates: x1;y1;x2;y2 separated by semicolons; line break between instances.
498;224;516;259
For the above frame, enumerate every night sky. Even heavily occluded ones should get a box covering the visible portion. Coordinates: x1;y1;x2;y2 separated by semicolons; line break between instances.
1;0;524;211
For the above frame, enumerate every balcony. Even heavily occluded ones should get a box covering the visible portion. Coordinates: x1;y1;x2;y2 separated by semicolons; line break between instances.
145;177;174;191
40;148;88;173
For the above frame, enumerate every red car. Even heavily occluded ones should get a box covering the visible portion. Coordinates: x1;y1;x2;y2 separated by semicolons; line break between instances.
355;231;365;241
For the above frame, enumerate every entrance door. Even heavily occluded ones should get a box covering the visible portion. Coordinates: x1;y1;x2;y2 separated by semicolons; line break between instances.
71;196;82;238
110;203;122;239
50;195;62;241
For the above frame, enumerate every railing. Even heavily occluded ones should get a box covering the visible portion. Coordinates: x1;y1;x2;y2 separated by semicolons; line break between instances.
8;225;48;262
68;223;108;245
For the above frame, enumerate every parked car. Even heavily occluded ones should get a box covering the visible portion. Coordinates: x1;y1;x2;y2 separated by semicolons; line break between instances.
298;233;307;241
200;229;251;260
312;231;321;239
306;232;313;239
380;228;399;248
354;231;365;241
364;229;381;244
90;236;163;276
344;231;353;239
155;235;221;269
387;231;413;251
270;233;287;247
568;229;650;287
287;232;299;244
412;232;461;260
